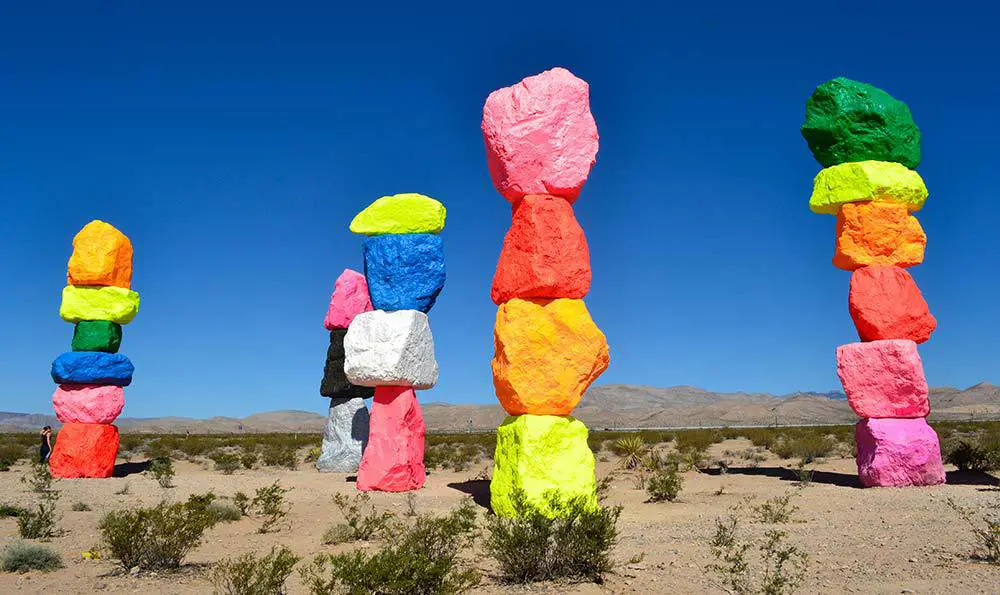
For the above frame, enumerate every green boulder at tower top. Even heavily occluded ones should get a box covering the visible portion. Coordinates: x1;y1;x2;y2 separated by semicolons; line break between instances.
802;77;921;169
349;193;447;236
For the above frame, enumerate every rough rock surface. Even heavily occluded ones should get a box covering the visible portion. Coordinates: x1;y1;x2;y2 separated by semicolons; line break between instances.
837;340;928;418
855;418;945;487
52;384;125;424
491;194;591;304
491;414;597;517
323;269;373;330
71;321;122;353
344;310;438;389
834;202;926;270
60;285;140;324
802;77;921;169
49;423;120;479
482;67;598;203
492;298;609;416
67;220;134;289
350;193;447;235
849;267;936;343
320;329;375;399
356;387;425;492
809;161;927;215
363;234;445;313
316;397;370;473
51;352;134;387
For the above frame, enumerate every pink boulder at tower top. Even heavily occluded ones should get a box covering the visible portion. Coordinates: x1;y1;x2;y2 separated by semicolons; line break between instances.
482;67;599;203
356;386;426;492
856;418;945;487
836;340;929;419
323;269;373;330
52;384;125;425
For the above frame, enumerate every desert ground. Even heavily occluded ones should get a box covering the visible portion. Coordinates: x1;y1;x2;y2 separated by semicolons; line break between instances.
1;436;999;594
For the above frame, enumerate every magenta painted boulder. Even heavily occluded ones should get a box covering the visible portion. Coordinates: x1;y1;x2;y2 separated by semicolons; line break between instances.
856;418;945;487
52;384;125;424
482;67;599;203
836;340;929;418
324;269;373;330
356;386;425;492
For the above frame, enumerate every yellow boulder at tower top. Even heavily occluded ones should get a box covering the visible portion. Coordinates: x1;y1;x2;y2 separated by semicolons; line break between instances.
809;160;927;215
60;285;140;324
491;414;597;518
349;193;447;235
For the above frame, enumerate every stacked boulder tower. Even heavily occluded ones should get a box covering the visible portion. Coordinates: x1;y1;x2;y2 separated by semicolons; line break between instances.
482;68;610;516
802;78;945;487
50;220;139;478
344;194;446;492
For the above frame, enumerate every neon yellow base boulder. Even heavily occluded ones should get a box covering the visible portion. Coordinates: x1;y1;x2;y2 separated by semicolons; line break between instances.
490;414;596;517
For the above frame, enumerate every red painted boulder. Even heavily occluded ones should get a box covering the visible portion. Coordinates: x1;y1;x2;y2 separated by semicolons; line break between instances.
482;67;598;203
492;195;591;304
855;418;945;487
52;384;125;424
849;266;936;343
49;423;119;478
356;386;425;492
837;340;929;418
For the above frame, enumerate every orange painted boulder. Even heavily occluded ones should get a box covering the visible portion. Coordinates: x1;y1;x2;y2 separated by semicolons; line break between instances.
67;220;133;288
49;423;119;478
849;266;936;343
833;202;925;270
492;298;609;416
491;195;591;304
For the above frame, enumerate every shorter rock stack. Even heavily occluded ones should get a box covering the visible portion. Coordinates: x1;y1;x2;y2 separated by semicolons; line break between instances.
316;269;374;473
802;78;944;487
482;68;609;517
50;220;139;478
344;194;446;492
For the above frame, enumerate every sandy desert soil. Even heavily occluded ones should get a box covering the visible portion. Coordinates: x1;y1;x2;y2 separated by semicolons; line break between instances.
1;439;999;594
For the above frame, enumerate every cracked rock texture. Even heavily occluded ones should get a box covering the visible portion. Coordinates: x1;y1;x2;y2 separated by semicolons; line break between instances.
344;310;438;389
316;397;370;473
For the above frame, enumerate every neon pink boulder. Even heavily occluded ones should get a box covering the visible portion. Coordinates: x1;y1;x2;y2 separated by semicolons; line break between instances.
52;384;124;424
836;340;929;418
856;418;945;487
356;386;425;492
324;269;373;330
482;67;599;203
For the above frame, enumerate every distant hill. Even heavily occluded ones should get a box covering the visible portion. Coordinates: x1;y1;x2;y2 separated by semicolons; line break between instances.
3;382;998;434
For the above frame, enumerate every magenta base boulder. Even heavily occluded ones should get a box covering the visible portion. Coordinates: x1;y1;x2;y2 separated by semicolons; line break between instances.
356;386;425;492
856;418;945;487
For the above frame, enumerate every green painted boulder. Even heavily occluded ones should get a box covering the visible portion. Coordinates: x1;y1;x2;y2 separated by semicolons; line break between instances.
802;77;921;168
71;321;122;353
490;414;596;518
349;193;447;235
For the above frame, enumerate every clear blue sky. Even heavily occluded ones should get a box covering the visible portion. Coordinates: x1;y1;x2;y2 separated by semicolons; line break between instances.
2;3;997;418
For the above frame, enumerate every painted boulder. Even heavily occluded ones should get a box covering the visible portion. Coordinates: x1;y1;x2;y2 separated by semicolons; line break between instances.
809;161;927;215
52;384;125;424
362;234;445;313
60;285;140;325
71;321;123;353
834;202;926;270
836;340;928;418
849;266;936;344
356;386;426;492
323;269;373;330
350;193;446;235
344;310;438;389
320;329;375;399
316;397;370;473
67;220;134;289
49;423;120;479
51;352;134;387
856;418;945;487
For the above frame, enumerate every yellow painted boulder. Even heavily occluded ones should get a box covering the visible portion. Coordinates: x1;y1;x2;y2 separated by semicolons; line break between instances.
834;202;926;270
67;220;133;288
60;286;140;324
349;193;446;235
492;298;609;416
809;161;927;215
490;414;596;517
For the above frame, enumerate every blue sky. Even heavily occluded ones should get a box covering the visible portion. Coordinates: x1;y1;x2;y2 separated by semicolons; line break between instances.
1;3;997;418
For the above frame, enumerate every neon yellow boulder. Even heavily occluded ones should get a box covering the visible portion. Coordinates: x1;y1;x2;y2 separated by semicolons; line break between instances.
809;160;927;215
490;414;596;517
349;193;446;235
60;285;140;324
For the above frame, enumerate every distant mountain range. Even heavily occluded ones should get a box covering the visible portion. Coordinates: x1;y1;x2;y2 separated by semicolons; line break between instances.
3;383;998;434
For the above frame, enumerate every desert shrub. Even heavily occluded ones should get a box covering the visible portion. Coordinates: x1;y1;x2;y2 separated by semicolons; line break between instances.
212;452;242;475
753;492;800;524
147;456;175;488
22;462;57;494
485;490;620;584
424;443;484;472
99;497;218;571
0;443;29;471
120;435;144;453
947;498;1000;564
708;513;808;594
71;501;91;511
17;499;59;540
675;429;723;454
208;501;243;523
305;445;322;463
795;460;813;487
324;493;395;544
646;458;683;502
770;434;835;462
1;541;63;572
261;444;297;469
234;492;252;516
944;432;1000;472
251;482;291;533
301;499;479;594
211;546;301;595
0;503;28;517
241;448;259;470
612;436;646;470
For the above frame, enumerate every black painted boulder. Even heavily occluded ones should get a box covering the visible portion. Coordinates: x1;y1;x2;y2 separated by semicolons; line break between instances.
320;329;375;399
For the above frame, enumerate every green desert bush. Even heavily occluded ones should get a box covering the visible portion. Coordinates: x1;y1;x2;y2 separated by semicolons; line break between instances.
612;436;646;470
645;457;683;502
943;429;1000;472
323;493;395;544
770;433;835;462
251;482;291;534
208;501;243;523
212;452;242;475
147;456;175;488
753;491;800;525
22;462;57;494
1;541;63;573
0;503;28;518
17;498;59;540
947;498;1000;564
241;448;259;470
99;495;219;571
71;501;92;512
211;546;301;595
234;491;252;516
261;444;298;469
708;513;808;594
424;443;485;472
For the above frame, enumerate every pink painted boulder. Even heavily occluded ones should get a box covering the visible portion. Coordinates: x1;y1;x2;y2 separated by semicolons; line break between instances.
323;269;373;330
52;384;125;424
836;340;929;418
856;418;945;487
482;67;599;203
356;386;425;492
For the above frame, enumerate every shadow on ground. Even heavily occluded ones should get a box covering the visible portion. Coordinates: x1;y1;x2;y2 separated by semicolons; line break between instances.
447;480;492;512
946;470;1000;486
706;466;1000;488
112;460;151;478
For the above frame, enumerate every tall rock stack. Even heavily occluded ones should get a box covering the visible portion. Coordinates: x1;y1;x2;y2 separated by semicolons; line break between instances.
802;78;945;487
482;68;610;517
344;194;446;492
49;220;139;478
316;269;374;473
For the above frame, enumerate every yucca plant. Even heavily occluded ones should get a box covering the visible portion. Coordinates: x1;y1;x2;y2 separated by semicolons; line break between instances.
613;436;646;470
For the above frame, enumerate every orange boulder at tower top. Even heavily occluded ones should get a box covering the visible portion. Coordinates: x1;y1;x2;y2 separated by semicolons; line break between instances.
67;220;134;288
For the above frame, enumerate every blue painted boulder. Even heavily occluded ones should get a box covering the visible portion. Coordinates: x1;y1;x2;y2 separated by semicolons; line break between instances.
363;233;446;313
51;352;134;386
